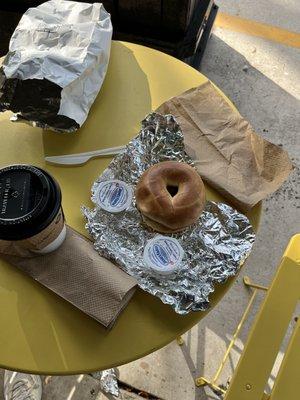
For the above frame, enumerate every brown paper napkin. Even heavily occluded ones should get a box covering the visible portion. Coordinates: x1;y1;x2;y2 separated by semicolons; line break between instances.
156;81;293;211
1;227;137;329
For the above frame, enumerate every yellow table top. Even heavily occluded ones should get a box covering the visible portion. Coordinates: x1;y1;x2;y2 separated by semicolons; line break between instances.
0;41;261;375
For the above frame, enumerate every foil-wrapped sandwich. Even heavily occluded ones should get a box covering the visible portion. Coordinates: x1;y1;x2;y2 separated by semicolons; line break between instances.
0;0;112;132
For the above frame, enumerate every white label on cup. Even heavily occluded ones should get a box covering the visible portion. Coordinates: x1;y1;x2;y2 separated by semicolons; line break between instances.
143;236;184;275
94;180;133;213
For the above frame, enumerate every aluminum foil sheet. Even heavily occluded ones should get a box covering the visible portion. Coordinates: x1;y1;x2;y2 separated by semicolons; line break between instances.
82;113;255;313
90;369;120;397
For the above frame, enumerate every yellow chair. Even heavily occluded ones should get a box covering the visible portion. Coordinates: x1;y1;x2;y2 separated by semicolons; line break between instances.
196;234;300;399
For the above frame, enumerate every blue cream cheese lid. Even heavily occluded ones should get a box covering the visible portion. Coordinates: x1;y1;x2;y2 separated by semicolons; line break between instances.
143;236;184;275
93;180;133;213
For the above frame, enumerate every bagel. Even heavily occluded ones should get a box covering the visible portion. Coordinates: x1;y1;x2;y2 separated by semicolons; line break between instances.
135;161;206;233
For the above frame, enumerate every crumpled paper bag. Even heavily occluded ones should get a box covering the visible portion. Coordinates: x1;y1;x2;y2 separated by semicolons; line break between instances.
0;0;112;132
156;81;293;210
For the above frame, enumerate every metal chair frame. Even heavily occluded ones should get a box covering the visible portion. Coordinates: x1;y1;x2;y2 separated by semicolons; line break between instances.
177;234;300;399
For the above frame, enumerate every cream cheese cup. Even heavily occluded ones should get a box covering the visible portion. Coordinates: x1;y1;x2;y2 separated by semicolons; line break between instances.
143;236;184;276
93;180;133;213
0;165;66;255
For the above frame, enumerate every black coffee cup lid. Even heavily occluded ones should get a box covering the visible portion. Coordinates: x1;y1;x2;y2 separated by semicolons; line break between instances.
0;165;61;240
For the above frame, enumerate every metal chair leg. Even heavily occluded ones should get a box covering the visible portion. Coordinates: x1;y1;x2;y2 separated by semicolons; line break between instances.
196;276;269;395
243;276;268;291
195;376;226;395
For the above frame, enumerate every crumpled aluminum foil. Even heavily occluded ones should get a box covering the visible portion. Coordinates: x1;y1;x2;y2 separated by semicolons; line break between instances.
0;0;112;132
90;369;120;397
82;113;255;314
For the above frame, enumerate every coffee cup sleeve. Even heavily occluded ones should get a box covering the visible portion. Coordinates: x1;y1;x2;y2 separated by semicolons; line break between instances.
0;226;137;329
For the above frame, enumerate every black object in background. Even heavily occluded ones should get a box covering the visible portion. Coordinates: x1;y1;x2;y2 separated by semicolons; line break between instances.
0;0;218;69
0;69;79;131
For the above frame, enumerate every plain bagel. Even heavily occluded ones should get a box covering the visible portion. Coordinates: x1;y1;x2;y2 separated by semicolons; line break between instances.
135;161;206;233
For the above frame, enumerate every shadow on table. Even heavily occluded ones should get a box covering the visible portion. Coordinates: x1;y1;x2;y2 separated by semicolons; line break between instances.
0;263;107;374
43;42;152;158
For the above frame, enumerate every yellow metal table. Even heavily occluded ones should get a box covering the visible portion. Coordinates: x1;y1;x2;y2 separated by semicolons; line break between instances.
0;41;261;375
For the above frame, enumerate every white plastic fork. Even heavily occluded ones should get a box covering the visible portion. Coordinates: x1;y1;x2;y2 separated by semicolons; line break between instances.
45;145;126;166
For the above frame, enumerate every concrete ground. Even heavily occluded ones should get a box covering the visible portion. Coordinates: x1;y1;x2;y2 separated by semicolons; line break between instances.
1;0;299;399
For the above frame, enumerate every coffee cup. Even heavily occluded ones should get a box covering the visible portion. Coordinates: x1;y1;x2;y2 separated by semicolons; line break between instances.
0;165;66;256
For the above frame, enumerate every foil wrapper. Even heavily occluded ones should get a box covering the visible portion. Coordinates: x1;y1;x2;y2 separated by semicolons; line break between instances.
90;369;119;397
82;113;255;313
0;0;112;132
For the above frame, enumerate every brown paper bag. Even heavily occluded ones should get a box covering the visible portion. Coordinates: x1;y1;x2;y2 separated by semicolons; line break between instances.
1;227;137;329
156;81;293;211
